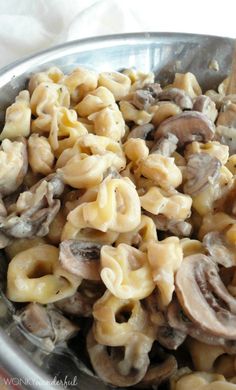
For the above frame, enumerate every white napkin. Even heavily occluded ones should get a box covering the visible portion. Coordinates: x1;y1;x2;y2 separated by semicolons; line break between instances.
0;0;235;69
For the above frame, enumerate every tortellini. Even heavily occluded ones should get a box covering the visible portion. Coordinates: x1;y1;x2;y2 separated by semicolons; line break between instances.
0;91;31;140
63;66;98;102
0;138;27;196
140;187;192;220
62;175;141;240
101;243;155;299
119;100;153;125
7;245;81;304
171;72;202;98
138;153;182;189
88;105;125;141
75;86;115;117
147;237;183;306
28;133;54;175
98;71;131;100
57;134;126;188
49;107;87;156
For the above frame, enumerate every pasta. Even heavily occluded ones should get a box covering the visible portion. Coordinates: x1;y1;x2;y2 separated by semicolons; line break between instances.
28;133;54;175
0;91;31;140
100;243;155;299
147;237;183;307
3;64;236;389
7;244;81;304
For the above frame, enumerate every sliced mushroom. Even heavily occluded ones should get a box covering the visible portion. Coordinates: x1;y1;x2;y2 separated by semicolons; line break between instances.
55;280;105;317
59;240;102;280
155;111;215;146
203;231;236;267
217;100;236;128
193;95;218;122
135;354;177;388
131;89;156;110
0;175;62;239
175;254;236;339
87;329;150;387
148;213;192;237
143;83;162;98
156;325;187;350
167;299;236;353
215;125;236;154
127;123;154;140
15;303;79;345
183;153;221;196
157;88;193;110
151;133;178;156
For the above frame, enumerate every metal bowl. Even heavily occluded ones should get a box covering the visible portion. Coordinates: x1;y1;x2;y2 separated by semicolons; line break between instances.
0;32;234;390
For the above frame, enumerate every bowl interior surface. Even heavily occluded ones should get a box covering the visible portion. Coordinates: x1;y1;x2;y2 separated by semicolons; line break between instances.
0;32;234;390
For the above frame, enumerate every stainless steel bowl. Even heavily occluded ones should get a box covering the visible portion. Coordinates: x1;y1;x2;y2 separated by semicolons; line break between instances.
0;32;234;390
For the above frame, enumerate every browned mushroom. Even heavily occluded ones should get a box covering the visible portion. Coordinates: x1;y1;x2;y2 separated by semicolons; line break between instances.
127;123;154;140
55;280;105;317
147;213;192;237
157;88;193;110
87;329;150;387
203;231;236;267
0;173;64;239
151;133;178;156
175;254;236;339
16;303;79;345
193;95;218;122
183;153;221;196
155;111;215;146
131;89;156;110
167;298;236;353
135;354;177;388
143;83;162;98
59;240;102;281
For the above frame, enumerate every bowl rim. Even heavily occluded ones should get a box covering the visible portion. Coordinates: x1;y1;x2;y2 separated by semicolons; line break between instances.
0;31;234;389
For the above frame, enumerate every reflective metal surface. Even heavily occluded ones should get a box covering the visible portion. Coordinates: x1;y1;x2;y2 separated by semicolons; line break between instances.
0;32;234;389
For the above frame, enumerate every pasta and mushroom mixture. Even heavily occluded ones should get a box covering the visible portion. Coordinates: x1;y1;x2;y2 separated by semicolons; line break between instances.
2;65;236;389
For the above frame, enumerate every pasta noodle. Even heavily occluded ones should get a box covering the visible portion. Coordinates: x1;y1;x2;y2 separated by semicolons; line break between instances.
0;91;31;140
100;243;155;299
147;237;183;306
28;133;54;175
171;72;202;98
98;71;131;100
7;244;81;304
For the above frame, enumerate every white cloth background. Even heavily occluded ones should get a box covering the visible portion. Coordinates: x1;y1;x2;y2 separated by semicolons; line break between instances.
0;0;235;69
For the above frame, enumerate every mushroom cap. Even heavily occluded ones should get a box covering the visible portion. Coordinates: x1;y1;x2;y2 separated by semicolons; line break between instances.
127;123;154;140
183;153;221;196
155;111;215;146
193;95;218;122
167;298;236;353
59;240;102;280
175;254;236;339
157;88;193;110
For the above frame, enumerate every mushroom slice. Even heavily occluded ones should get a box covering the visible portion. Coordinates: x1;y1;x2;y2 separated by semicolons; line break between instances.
143;83;162;98
203;231;236;267
136;354;177;388
87;329;150;387
193;95;218;122
59;240;102;281
131;89;156;110
151;133;178;156
157;88;193;110
127;123;154;140
55;280;105;317
175;254;236;339
167;299;236;352
15;303;79;345
183;153;221;196
155;111;215;146
156;325;187;350
149;214;192;237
